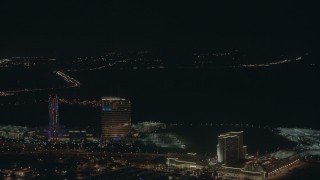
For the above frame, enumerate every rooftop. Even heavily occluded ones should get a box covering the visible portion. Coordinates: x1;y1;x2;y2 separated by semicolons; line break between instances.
101;96;126;101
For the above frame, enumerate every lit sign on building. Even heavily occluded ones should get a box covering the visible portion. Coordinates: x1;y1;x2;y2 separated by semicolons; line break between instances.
102;107;112;111
112;137;122;141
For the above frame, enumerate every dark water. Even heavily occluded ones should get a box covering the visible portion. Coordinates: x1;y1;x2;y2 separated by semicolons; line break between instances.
0;65;319;129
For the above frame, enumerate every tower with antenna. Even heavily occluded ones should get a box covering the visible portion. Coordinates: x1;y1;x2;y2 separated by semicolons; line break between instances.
48;94;59;140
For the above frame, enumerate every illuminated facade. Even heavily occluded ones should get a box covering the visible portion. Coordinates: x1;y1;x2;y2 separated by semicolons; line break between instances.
166;158;202;169
101;96;131;140
0;125;34;140
229;131;246;159
48;94;59;139
217;131;247;164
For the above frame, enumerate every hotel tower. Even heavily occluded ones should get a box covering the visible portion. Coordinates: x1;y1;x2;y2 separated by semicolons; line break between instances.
101;96;131;140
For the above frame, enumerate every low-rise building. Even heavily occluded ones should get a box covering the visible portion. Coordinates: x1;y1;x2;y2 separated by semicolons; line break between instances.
217;150;300;179
0;125;34;140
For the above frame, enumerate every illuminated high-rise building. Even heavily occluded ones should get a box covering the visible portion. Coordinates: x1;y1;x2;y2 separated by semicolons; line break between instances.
48;94;59;139
101;96;131;140
229;131;245;159
217;131;247;164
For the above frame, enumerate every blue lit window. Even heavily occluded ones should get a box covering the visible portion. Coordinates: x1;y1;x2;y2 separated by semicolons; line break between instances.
102;107;112;111
112;137;122;141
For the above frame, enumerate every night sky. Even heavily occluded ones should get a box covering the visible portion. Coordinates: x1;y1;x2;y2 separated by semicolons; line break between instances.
0;1;319;128
0;1;319;58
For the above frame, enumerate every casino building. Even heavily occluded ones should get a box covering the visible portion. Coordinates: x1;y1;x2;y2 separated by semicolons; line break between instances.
217;131;247;165
101;96;131;140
